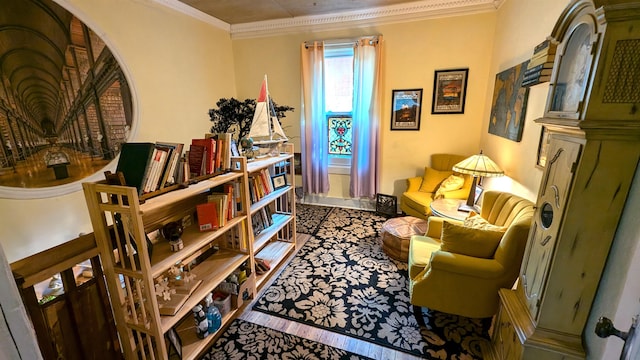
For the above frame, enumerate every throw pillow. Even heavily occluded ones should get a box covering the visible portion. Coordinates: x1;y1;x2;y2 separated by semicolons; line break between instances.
434;174;465;199
419;167;453;193
463;212;507;232
440;221;503;259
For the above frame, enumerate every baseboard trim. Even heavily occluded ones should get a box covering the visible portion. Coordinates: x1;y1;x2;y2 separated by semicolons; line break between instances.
301;194;376;211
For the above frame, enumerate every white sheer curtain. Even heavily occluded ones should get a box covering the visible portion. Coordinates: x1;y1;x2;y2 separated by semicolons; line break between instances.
350;36;383;198
300;42;329;194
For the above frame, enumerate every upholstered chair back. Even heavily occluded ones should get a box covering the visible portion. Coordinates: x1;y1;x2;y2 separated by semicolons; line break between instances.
430;153;467;171
479;191;535;282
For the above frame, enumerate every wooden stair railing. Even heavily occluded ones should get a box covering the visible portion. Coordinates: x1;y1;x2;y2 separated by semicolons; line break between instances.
11;233;122;360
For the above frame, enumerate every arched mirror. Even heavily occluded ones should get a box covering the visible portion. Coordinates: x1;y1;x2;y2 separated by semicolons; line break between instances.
0;0;136;198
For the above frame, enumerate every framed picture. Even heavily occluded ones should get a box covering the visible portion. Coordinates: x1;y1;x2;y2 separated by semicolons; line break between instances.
537;126;551;168
271;173;287;190
488;61;530;142
474;186;484;205
390;89;423;130
431;68;469;114
166;327;182;358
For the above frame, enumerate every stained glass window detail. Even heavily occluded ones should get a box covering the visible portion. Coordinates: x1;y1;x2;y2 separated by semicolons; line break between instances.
328;116;352;155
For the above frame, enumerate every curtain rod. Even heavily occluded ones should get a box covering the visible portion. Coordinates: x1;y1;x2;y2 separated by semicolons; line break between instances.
304;36;380;49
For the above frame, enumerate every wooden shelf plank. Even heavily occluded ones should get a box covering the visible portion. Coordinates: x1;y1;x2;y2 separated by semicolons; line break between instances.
255;241;295;289
253;213;293;253
246;153;292;174
140;172;243;215
150;216;246;278
249;185;291;215
159;249;249;332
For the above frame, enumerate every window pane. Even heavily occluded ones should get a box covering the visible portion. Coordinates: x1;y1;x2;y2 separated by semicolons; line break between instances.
328;116;352;155
325;55;353;112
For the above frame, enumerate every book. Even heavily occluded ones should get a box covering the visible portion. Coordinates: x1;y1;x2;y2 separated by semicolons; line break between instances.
191;138;216;175
522;75;551;87
150;145;171;192
196;203;219;231
524;68;552;78
207;193;228;226
156;142;184;188
528;53;555;69
532;39;558;56
116;142;156;196
525;62;553;74
188;144;206;177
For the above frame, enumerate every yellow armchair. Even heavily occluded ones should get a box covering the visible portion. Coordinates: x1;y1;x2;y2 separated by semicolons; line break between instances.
400;153;472;220
408;191;534;323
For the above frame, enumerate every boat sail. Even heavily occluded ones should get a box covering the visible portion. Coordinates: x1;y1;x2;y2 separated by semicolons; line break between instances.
248;75;288;145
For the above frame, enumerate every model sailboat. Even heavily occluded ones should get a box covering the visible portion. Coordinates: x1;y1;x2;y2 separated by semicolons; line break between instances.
248;75;288;147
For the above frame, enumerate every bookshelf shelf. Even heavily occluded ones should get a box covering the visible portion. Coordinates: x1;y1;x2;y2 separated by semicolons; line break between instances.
83;145;297;360
246;144;297;290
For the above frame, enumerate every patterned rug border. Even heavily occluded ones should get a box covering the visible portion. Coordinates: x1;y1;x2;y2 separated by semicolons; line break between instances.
202;318;374;359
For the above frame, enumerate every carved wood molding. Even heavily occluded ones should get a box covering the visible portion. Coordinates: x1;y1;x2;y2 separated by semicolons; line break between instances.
154;0;505;39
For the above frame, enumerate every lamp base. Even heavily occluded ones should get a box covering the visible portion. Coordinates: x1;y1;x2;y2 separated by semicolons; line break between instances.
457;203;479;213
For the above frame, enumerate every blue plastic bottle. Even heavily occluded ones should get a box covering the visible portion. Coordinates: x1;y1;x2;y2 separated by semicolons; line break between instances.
205;293;222;333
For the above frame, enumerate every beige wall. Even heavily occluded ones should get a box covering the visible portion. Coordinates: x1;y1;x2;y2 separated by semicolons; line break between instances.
232;12;497;201
0;0;236;262
479;0;571;199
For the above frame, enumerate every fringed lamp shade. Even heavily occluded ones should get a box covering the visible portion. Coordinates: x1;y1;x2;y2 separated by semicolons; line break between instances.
453;151;504;211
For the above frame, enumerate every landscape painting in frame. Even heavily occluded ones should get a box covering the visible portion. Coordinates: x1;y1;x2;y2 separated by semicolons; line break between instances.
431;68;468;114
390;89;423;130
488;61;529;142
0;0;133;193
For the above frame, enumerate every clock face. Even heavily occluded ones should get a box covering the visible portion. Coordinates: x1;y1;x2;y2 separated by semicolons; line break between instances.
550;22;595;114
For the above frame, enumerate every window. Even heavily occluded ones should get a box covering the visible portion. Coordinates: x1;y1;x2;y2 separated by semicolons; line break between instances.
324;46;353;173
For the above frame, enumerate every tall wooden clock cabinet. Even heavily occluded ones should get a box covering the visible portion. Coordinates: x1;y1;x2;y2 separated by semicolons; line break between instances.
486;0;640;359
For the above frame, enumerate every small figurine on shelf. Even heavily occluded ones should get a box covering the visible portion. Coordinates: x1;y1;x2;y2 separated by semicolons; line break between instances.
161;221;184;252
192;305;209;339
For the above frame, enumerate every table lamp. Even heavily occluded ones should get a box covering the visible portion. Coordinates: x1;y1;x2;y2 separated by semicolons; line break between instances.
453;151;504;212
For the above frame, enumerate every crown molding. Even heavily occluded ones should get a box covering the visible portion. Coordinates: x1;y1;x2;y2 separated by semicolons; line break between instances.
152;0;230;32
154;0;505;39
230;0;505;39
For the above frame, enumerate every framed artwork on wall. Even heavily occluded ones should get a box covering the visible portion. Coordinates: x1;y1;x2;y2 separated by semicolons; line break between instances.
0;0;136;199
431;68;469;114
390;89;423;130
488;61;530;142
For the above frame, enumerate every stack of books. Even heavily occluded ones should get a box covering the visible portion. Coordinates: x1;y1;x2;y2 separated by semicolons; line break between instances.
522;39;558;87
188;133;233;179
115;141;185;196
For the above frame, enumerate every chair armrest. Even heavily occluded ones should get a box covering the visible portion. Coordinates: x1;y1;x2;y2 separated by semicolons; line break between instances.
425;217;463;238
429;251;504;279
443;188;470;200
406;176;423;192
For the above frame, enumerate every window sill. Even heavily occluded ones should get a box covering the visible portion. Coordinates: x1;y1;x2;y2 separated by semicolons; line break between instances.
329;164;350;175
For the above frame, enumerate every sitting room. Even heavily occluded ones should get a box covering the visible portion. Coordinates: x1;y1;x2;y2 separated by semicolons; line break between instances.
1;0;639;359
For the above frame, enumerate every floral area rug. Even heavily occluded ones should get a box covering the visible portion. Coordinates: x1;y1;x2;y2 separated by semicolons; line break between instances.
201;319;372;360
295;203;334;235
253;207;489;359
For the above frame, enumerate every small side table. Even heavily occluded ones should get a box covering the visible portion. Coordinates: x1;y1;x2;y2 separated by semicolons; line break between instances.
430;199;470;221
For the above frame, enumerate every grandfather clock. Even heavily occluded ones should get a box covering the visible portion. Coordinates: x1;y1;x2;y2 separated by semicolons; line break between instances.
486;0;640;359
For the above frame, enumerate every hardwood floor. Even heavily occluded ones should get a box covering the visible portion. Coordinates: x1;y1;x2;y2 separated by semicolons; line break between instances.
236;233;423;360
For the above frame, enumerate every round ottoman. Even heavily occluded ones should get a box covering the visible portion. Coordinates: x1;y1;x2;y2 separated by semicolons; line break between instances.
381;216;428;261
